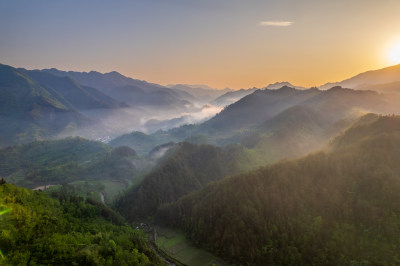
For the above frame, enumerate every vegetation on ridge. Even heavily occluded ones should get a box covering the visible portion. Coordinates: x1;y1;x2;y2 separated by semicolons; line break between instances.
115;142;252;221
156;114;400;265
0;182;162;265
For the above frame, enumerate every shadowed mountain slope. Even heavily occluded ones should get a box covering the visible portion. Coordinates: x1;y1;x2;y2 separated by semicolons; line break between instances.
0;64;96;147
204;86;320;133
156;114;400;265
39;68;197;110
22;70;127;110
115;142;250;221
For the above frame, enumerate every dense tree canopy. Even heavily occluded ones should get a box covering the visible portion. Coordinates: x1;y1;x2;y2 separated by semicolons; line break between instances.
0;137;142;188
156;114;400;265
116;142;252;221
0;182;162;265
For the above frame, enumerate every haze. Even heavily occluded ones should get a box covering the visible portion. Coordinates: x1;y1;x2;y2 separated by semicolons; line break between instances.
2;0;400;89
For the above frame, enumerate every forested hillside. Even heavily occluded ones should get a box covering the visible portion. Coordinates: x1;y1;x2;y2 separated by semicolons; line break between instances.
0;137;146;198
111;85;392;158
0;63;222;148
39;68;197;111
116;142;252;221
0;182;162;265
22;70;127;111
156;114;400;265
0;64;97;146
2;63;400;265
202;86;390;138
109;131;170;156
4;2;400;265
204;86;320;133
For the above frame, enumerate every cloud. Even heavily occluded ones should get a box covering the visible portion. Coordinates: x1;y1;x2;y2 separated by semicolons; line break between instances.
259;21;293;27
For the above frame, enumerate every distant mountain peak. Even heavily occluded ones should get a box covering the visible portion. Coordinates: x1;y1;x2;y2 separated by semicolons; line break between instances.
267;81;292;87
325;86;360;94
261;85;296;95
263;81;293;90
327;86;345;91
167;83;224;91
88;70;101;74
105;70;125;78
277;85;296;91
263;81;306;91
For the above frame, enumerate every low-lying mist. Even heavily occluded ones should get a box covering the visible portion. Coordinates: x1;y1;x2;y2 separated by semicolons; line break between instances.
69;104;223;142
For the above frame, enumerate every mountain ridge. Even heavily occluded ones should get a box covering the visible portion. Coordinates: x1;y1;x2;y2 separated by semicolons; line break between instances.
155;114;400;265
320;64;400;90
0;64;99;147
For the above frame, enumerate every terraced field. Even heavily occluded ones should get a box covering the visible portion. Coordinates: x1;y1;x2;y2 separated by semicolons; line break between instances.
155;227;226;266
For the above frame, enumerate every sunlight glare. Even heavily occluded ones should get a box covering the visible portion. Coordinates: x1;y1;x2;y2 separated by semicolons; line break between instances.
387;41;400;64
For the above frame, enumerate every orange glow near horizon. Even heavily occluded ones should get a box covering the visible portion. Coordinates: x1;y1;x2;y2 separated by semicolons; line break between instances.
124;59;392;90
2;1;400;90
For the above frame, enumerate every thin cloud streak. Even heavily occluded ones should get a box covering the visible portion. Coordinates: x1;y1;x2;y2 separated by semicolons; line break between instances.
259;21;293;27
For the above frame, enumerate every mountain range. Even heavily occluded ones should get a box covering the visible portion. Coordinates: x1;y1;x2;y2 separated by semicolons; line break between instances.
2;62;400;148
168;84;231;103
2;62;400;265
211;81;305;107
155;114;400;265
0;63;227;147
0;64;99;147
108;84;397;174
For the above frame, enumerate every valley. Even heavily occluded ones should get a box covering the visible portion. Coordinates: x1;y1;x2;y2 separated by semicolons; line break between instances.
1;62;400;265
3;1;400;264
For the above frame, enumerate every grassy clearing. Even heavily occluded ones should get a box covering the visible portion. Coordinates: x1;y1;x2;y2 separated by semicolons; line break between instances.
155;227;226;266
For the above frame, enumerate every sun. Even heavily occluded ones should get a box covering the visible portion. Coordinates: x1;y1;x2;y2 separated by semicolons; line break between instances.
387;42;400;65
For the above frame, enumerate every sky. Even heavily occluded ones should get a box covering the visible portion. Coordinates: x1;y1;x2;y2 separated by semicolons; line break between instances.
1;0;400;89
